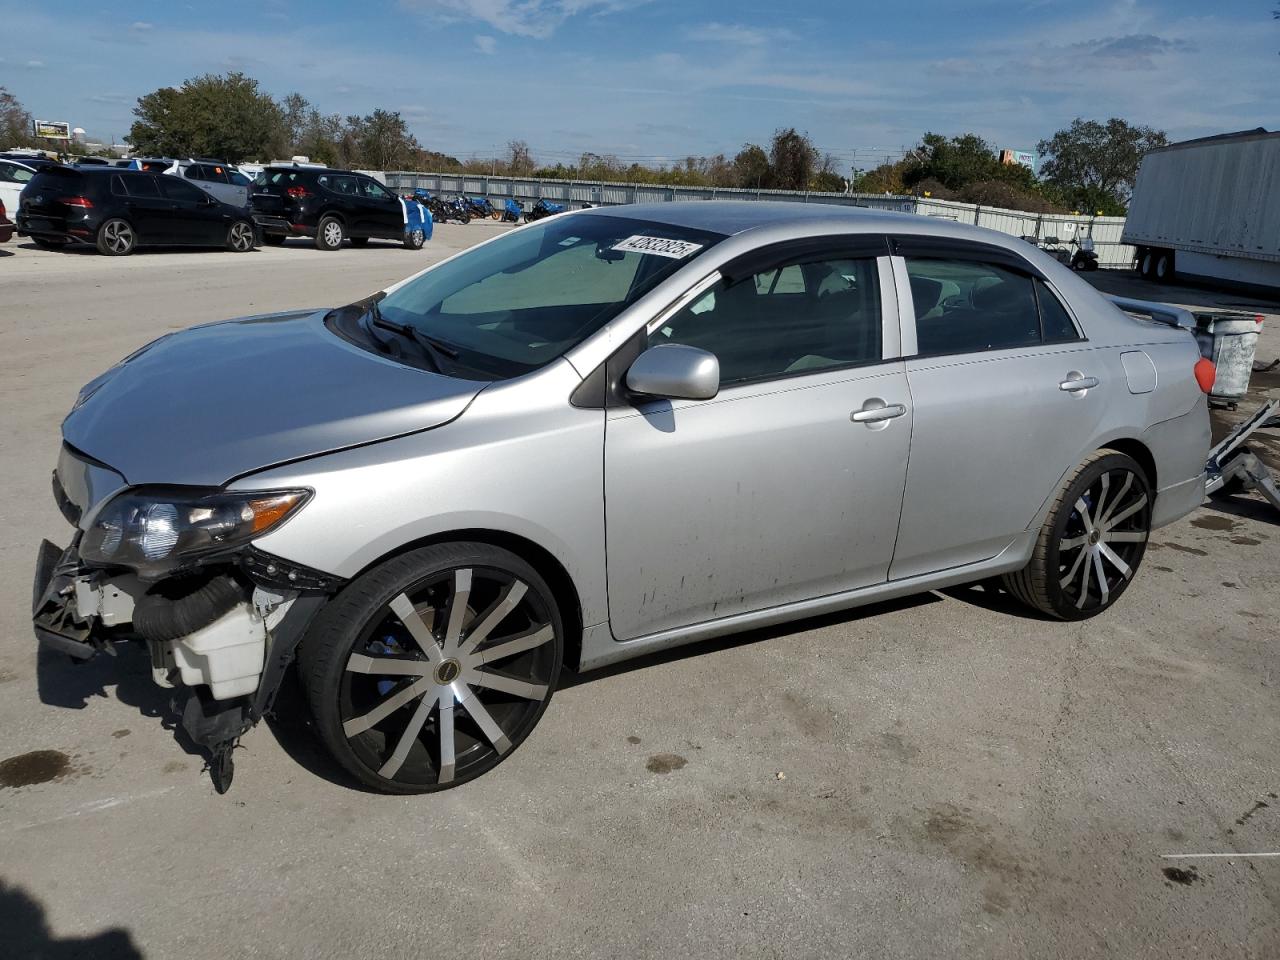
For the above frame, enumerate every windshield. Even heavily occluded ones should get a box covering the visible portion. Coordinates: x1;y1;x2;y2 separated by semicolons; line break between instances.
376;214;723;379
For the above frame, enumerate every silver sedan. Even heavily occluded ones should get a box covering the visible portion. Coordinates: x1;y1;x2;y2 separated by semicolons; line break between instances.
35;202;1212;793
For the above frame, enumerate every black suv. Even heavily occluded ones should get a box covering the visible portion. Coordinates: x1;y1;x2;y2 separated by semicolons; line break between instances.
250;165;420;250
16;166;258;256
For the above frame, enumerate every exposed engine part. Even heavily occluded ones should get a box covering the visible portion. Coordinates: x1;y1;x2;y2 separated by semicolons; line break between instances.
133;574;246;643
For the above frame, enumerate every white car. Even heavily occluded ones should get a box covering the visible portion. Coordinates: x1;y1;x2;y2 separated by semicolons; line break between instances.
0;158;37;217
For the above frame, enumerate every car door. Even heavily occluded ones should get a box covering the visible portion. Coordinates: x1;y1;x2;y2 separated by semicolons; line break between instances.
887;238;1115;579
604;246;912;641
158;176;225;245
355;177;403;238
114;174;174;242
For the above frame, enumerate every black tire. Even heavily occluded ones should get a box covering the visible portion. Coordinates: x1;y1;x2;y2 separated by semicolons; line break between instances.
1137;249;1153;279
299;542;564;794
403;228;425;250
315;215;344;251
31;236;68;250
460;211;471;224
262;234;286;246
349;236;370;248
96;218;136;256
1003;451;1152;621
226;220;255;252
1154;250;1174;282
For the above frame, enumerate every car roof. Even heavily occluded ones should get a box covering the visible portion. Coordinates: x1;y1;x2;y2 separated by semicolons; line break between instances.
0;157;36;171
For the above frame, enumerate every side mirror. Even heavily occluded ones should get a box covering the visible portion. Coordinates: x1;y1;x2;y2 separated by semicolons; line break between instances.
625;344;719;401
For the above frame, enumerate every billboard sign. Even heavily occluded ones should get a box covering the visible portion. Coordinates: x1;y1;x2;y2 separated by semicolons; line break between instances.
34;120;71;140
1000;149;1036;172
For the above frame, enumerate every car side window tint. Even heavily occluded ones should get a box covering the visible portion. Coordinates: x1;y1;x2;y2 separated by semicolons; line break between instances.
227;170;250;186
1035;279;1080;342
159;177;207;203
124;175;161;198
359;179;392;200
651;257;882;385
906;258;1040;356
186;165;208;181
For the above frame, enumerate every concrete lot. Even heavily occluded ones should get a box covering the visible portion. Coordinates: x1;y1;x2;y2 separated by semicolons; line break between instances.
1;231;1277;960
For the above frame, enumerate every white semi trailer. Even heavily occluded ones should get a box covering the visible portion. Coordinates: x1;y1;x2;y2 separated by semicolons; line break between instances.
1124;128;1280;292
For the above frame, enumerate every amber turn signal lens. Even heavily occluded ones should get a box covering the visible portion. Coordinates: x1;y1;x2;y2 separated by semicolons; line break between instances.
248;493;308;533
1193;358;1216;395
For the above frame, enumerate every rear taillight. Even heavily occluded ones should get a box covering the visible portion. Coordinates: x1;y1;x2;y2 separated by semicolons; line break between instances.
62;196;93;208
286;186;311;199
1194;357;1216;394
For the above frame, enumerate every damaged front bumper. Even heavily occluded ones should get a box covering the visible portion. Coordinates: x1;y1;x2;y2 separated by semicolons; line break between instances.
33;535;331;788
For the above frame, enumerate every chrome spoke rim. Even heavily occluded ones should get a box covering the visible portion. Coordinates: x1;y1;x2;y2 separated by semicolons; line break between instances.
339;565;556;785
1057;467;1150;611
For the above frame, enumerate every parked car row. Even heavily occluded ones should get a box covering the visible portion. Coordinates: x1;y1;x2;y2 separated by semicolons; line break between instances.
8;158;436;255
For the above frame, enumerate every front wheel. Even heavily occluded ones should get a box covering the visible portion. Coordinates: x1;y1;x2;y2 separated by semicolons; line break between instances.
96;218;136;256
226;220;255;252
1003;451;1152;621
300;543;564;793
403;228;425;250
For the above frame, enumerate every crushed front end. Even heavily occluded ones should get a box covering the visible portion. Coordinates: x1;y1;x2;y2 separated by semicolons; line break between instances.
33;445;339;792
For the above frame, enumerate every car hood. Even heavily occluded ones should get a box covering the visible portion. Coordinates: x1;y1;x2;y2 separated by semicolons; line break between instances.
63;309;486;487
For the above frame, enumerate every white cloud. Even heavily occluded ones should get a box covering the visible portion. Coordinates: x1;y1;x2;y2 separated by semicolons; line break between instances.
400;0;646;39
685;22;775;47
25;59;45;68
130;21;153;32
474;34;496;54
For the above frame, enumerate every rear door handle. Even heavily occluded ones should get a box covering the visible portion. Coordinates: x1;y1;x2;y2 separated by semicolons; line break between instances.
1059;372;1099;392
851;399;907;424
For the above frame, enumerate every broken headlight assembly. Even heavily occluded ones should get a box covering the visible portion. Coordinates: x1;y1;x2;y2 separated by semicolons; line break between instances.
80;488;312;578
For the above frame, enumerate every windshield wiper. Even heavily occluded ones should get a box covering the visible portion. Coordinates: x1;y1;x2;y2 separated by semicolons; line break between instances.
366;300;460;373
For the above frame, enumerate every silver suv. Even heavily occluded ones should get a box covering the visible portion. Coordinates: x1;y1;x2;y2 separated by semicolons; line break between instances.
33;203;1211;793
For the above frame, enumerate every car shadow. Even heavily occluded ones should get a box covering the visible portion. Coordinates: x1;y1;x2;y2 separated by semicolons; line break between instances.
35;643;206;760
262;666;377;793
557;592;943;690
15;241;253;256
1199;492;1280;526
938;578;1057;619
0;880;144;959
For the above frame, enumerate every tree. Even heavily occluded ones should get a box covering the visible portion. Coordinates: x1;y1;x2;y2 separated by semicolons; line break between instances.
732;144;770;188
350;109;421;170
1;87;37;148
129;72;284;162
767;128;818;190
506;139;533;176
1036;118;1168;210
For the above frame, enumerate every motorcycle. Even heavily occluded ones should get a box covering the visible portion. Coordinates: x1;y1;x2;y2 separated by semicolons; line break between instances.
499;198;522;223
464;196;494;219
524;198;566;223
413;190;471;225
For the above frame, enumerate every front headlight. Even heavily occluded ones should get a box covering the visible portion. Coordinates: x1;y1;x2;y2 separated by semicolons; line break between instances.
81;488;311;577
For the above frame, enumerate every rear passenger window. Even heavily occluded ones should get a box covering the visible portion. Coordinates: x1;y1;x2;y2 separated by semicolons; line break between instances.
906;259;1041;356
186;165;209;181
1035;279;1079;342
652;257;882;385
123;175;161;198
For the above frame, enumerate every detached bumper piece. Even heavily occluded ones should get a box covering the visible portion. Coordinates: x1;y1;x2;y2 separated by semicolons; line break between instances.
32;539;100;660
1206;398;1280;515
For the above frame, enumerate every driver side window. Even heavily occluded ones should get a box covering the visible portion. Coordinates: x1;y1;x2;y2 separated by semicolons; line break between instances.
651;256;883;386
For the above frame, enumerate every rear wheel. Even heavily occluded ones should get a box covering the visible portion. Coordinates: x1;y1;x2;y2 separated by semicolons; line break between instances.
349;236;369;248
96;218;136;256
1154;251;1174;281
300;543;563;794
226;220;255;252
315;215;344;251
1003;451;1152;621
1138;250;1153;279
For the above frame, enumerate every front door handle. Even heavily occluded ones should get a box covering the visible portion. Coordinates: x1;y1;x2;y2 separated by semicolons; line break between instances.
1059;372;1099;393
851;399;907;424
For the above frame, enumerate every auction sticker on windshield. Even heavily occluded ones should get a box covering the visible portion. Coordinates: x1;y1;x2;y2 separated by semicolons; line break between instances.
611;235;704;259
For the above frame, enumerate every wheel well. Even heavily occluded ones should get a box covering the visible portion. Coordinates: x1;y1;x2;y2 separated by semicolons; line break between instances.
357;530;585;670
1101;439;1157;490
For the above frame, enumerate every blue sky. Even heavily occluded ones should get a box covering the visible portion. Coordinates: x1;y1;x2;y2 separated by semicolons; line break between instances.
2;0;1276;171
